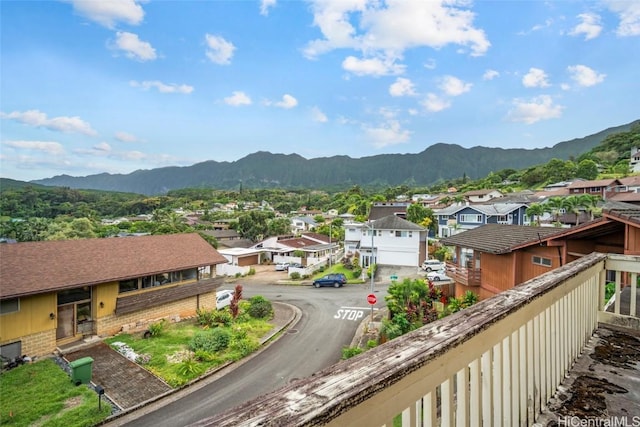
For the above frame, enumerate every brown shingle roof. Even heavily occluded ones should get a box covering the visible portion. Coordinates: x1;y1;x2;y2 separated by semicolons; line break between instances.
440;224;564;254
567;179;621;189
0;233;227;299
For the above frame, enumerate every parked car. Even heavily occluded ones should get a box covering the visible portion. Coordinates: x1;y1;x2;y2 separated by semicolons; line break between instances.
275;262;290;271
289;262;304;269
421;259;445;272
426;269;452;282
216;289;235;310
312;273;347;288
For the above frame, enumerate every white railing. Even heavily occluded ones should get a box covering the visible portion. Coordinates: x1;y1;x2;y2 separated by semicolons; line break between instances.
192;253;639;427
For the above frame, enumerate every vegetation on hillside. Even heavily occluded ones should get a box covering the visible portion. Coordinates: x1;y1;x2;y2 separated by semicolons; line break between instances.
1;123;638;243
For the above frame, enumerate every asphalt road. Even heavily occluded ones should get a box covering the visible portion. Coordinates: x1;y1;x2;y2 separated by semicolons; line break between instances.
109;280;388;427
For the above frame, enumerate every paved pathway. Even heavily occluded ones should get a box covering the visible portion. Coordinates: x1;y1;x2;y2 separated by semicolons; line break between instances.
65;342;172;410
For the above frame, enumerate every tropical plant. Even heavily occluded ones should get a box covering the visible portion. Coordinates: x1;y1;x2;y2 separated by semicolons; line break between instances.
526;203;545;226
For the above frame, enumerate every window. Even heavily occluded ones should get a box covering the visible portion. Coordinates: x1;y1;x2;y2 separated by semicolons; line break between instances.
459;214;482;223
58;287;91;304
120;268;199;293
532;256;552;267
0;298;19;315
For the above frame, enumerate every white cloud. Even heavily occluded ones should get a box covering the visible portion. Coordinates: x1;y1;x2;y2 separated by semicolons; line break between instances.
3;140;65;155
303;0;490;60
113;32;157;61
569;13;603;40
274;94;298;109
507;95;564;124
224;91;252;106
389;78;416;97
129;80;194;94
0;110;97;136
68;0;145;29
483;69;500;80
74;142;112;156
439;75;472;96
311;107;328;123
423;59;437;70
363;120;411;148
567;65;606;87
342;56;405;76
522;67;550;88
115;132;140;143
605;0;640;36
421;93;451;112
205;34;235;65
260;0;276;16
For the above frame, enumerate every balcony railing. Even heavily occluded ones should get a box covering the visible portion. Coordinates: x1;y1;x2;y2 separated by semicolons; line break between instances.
193;252;639;427
446;262;481;287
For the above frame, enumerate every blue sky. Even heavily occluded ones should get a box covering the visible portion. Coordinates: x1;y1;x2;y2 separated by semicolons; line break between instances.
1;0;639;182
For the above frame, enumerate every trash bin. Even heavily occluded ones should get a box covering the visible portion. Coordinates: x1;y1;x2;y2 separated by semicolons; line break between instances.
69;356;93;385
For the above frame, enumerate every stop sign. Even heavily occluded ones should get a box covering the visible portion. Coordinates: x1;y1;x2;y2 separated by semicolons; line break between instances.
367;293;377;305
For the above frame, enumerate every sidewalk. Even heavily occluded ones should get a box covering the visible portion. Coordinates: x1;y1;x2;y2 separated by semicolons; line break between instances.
59;301;298;417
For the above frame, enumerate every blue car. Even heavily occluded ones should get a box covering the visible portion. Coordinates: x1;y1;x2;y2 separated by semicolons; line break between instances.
312;273;347;288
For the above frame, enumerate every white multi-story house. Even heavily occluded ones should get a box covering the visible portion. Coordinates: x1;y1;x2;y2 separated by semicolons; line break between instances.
630;147;640;173
344;214;427;268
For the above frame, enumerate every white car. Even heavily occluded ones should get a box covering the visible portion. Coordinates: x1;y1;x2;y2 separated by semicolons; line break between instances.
426;269;452;282
275;262;289;271
216;290;235;310
421;259;445;272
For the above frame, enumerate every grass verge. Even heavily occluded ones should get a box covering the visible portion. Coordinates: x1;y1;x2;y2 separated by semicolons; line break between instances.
0;358;111;427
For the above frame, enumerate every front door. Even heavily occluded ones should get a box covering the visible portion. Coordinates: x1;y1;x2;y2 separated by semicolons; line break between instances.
56;305;75;339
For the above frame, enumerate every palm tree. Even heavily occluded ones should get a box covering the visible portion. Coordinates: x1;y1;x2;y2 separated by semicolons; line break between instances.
562;196;582;226
526;203;545;226
544;197;565;224
578;194;601;221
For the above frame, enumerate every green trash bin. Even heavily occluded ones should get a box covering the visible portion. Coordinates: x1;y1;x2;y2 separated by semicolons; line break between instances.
69;356;93;385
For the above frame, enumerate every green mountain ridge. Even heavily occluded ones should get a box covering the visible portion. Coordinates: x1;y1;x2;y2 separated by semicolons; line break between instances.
27;119;639;195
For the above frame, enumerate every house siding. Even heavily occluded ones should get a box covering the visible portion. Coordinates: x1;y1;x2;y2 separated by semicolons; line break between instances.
479;253;516;298
0;294;56;350
515;246;560;286
626;226;640;254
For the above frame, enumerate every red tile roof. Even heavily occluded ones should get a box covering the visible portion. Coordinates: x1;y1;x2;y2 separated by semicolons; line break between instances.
0;233;227;299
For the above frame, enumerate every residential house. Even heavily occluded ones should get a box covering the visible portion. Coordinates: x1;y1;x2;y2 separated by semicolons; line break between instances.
344;215;427;268
434;203;530;237
462;189;503;204
439;201;640;299
253;233;336;269
368;202;409;220
0;233;228;358
566;178;623;199
631;147;640;172
291;216;317;234
200;229;253;249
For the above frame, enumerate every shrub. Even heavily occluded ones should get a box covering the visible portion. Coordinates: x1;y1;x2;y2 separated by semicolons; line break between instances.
341;346;363;360
189;329;232;353
248;267;256;276
247;296;273;319
289;271;300;280
196;308;232;327
230;338;259;358
177;356;204;377
147;319;166;337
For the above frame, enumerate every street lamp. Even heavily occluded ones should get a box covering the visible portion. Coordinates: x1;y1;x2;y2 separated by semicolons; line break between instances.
329;222;332;268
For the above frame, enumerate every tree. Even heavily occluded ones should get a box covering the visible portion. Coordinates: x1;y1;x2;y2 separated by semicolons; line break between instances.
406;203;428;225
578;194;601;221
267;217;291;236
562;196;582;226
237;211;272;241
526;203;545;226
544;197;565;224
576;159;599;180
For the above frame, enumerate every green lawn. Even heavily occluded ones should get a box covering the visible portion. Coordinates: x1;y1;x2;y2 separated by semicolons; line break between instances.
104;306;273;387
0;358;112;427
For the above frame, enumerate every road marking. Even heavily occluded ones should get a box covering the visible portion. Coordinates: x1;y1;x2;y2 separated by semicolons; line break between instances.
334;306;379;321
